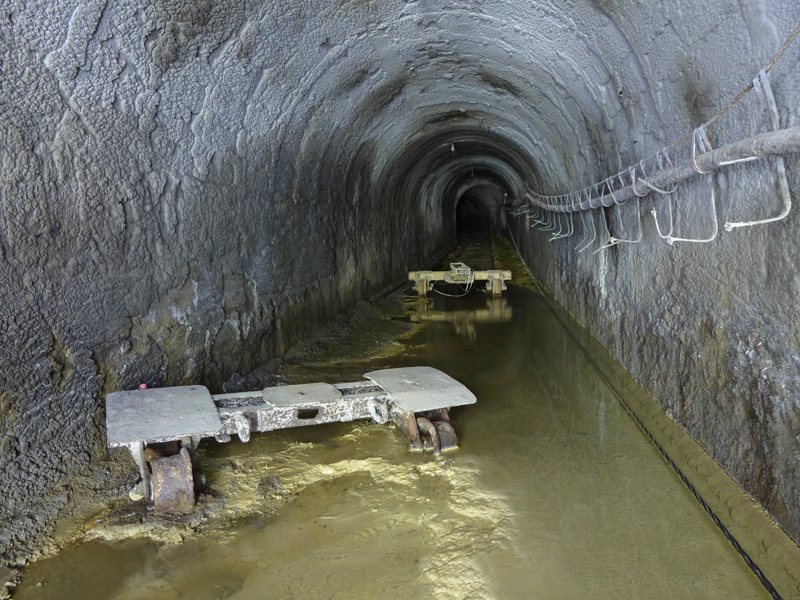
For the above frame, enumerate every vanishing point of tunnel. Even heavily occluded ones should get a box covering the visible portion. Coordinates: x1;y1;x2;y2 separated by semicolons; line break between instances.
2;1;800;598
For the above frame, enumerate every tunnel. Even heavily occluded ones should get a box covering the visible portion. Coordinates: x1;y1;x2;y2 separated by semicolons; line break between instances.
2;0;800;594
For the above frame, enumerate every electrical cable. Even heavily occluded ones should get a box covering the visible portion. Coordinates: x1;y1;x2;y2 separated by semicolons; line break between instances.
431;268;475;297
516;22;800;215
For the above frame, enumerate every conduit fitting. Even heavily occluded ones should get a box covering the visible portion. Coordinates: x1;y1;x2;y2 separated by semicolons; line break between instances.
691;126;713;174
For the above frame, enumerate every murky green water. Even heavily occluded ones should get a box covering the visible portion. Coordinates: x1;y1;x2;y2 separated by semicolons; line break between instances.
13;274;800;599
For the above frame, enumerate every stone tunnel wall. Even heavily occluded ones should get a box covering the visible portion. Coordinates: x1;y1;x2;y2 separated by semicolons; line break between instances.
511;9;800;543
2;0;800;566
0;0;456;564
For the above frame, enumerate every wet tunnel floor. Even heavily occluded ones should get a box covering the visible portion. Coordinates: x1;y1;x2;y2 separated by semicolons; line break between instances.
13;239;800;599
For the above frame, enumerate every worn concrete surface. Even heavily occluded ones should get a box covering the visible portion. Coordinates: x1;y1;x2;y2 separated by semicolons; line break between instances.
1;0;799;569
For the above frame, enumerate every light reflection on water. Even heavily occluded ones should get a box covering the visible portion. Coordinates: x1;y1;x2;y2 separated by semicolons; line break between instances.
14;284;783;599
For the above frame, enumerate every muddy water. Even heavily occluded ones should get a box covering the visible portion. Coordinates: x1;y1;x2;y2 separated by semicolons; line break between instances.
13;268;800;598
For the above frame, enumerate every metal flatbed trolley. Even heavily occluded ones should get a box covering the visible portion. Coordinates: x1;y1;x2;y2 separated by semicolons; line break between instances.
408;262;511;297
106;367;476;514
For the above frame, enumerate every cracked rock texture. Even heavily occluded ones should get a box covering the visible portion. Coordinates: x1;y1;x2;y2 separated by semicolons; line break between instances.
1;0;799;565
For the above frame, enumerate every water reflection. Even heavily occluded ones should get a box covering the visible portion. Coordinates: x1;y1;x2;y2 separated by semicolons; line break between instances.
410;296;512;342
13;283;793;600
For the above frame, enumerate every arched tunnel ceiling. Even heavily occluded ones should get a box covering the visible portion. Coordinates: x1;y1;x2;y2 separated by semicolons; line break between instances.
5;0;790;267
277;0;658;218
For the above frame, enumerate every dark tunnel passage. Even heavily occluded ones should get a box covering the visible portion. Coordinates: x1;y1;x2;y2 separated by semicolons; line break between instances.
2;0;800;590
453;175;509;235
373;126;536;248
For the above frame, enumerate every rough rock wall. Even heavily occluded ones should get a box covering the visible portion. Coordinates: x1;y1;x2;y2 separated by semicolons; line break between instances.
2;0;799;565
0;0;464;564
512;4;800;543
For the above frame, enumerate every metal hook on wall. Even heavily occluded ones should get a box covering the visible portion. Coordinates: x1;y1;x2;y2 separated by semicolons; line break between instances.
566;210;575;238
577;206;598;253
550;212;565;238
593;208;619;253
724;68;792;231
656;149;672;171
651;201;675;242
541;209;557;232
605;176;622;205
613;201;643;245
532;205;548;227
593;183;604;209
551;194;577;240
523;206;535;231
552;212;575;241
594;176;642;252
633;159;679;195
663;174;719;244
630;164;647;198
536;209;549;229
575;209;590;250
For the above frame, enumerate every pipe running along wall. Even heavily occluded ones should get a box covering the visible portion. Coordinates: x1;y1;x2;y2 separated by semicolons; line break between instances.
523;127;800;213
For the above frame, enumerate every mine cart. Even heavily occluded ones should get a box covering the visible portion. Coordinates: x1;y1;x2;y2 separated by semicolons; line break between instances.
106;367;476;514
